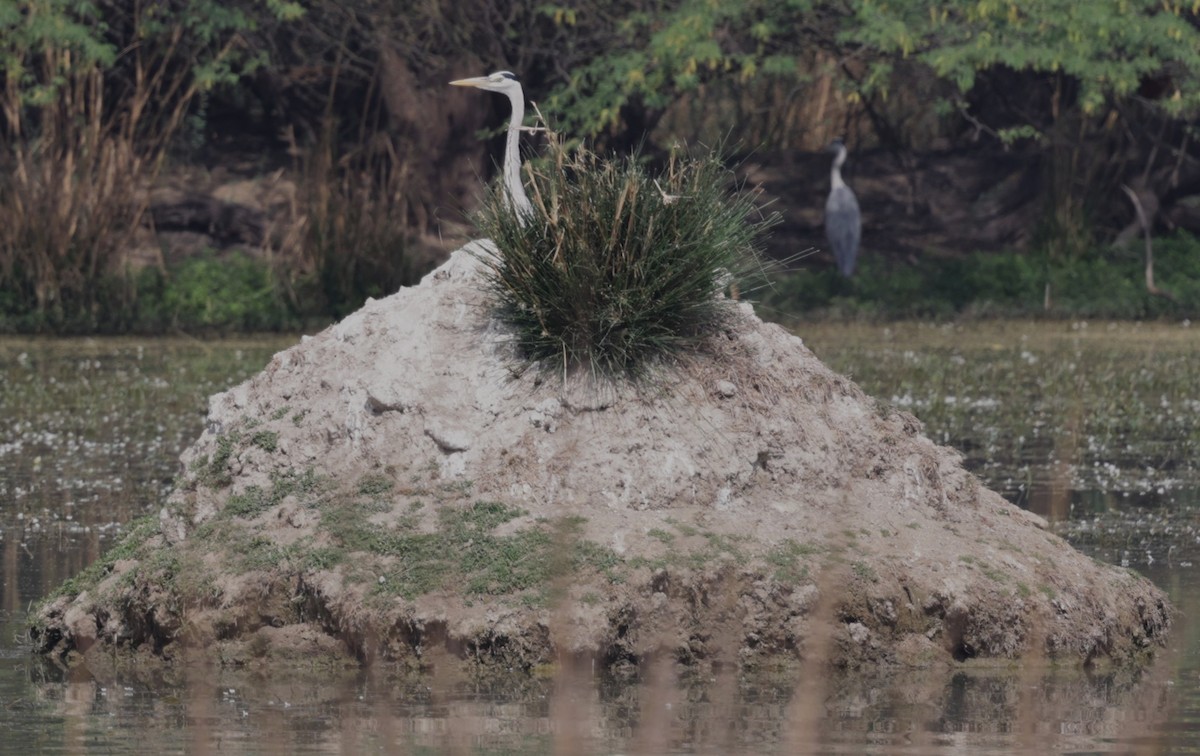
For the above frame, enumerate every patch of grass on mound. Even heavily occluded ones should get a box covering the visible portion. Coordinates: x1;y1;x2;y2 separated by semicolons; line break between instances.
222;467;327;519
312;499;625;603
476;139;777;378
765;539;820;583
40;515;162;603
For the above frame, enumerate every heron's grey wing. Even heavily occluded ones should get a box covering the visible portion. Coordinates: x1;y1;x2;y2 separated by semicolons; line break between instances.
825;186;862;276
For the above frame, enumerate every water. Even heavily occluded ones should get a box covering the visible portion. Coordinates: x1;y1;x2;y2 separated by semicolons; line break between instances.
3;323;1200;753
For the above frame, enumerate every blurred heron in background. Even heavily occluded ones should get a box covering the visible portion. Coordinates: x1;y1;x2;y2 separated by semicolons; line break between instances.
825;138;861;277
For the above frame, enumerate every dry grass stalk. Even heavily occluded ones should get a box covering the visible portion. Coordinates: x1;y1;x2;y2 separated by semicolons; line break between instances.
0;23;230;329
273;118;420;317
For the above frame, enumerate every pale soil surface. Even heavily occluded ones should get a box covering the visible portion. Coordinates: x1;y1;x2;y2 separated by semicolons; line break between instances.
32;242;1170;673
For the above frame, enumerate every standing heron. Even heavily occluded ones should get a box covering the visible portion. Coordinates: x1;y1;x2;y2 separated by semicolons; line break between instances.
825;138;861;277
449;70;534;220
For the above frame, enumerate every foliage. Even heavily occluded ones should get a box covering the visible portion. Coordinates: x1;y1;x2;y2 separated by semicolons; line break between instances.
0;215;417;335
843;1;1200;254
539;0;1200;134
142;252;293;332
535;0;1200;262
0;0;296;139
0;249;295;334
848;0;1200;118
764;232;1200;321
0;133;145;331
6;0;1200;333
0;0;300;331
541;0;819;137
476;137;777;378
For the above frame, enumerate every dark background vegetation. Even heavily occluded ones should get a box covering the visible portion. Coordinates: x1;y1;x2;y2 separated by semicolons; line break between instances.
4;0;1200;332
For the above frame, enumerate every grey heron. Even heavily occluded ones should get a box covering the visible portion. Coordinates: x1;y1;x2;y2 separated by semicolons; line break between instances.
825;138;861;277
450;70;534;220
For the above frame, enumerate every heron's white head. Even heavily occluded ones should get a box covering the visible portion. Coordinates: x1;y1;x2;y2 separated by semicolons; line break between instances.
826;137;849;172
449;70;522;94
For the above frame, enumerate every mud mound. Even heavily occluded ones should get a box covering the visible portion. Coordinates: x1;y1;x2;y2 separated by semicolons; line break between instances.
33;241;1169;672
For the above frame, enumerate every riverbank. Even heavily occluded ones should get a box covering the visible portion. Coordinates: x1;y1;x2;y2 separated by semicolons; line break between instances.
763;232;1200;323
7;232;1200;335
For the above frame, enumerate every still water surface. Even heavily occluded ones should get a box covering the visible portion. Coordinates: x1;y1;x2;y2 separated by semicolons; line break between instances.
3;322;1200;753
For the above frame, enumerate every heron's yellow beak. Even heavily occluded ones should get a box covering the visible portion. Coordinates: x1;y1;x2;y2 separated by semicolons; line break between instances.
449;77;488;88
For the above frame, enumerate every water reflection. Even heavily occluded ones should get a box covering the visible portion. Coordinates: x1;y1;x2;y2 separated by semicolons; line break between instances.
1;616;1185;754
5;326;1200;753
3;534;1194;754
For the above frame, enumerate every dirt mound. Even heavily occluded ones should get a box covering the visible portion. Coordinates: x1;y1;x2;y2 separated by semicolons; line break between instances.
33;241;1170;672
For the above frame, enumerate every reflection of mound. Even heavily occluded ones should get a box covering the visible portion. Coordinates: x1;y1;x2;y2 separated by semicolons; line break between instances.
34;242;1169;673
24;655;1174;753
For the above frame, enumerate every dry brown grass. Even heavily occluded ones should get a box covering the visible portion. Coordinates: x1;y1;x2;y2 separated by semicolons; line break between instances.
0;26;226;329
0;66;149;327
273;119;425;318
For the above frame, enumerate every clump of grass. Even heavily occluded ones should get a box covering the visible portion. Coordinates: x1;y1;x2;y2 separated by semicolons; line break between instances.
476;136;777;379
222;467;327;519
226;485;271;518
197;431;242;488
251;430;279;452
852;561;879;583
357;473;394;497
765;539;820;584
647;528;675;544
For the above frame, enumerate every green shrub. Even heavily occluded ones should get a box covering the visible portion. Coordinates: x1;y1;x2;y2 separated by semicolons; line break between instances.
765;232;1200;322
475;141;777;378
134;251;294;332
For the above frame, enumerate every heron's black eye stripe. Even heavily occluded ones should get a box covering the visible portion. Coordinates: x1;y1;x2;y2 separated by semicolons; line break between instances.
498;72;519;82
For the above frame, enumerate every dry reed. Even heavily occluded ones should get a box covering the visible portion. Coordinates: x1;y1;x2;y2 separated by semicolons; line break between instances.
0;17;231;330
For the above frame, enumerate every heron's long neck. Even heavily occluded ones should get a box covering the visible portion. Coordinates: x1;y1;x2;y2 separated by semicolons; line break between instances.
830;148;847;191
504;89;533;219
